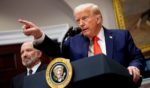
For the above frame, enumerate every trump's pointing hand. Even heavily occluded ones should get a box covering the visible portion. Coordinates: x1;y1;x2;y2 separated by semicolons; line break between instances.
18;19;43;39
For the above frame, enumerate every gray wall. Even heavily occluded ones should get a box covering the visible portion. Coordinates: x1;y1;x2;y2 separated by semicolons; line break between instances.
0;0;76;31
0;0;116;31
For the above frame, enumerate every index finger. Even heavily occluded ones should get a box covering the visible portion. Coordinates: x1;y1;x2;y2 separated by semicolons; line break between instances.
18;19;33;26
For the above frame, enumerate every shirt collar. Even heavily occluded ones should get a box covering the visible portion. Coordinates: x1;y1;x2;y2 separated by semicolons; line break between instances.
27;61;41;75
97;27;104;41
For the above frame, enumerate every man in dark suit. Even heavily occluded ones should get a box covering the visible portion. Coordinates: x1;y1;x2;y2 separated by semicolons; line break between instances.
18;3;145;85
11;42;46;88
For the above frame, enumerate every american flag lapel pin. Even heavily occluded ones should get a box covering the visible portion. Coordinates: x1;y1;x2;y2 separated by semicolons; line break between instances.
109;36;112;39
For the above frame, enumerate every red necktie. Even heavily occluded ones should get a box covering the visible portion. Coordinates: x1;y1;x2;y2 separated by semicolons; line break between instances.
93;36;102;55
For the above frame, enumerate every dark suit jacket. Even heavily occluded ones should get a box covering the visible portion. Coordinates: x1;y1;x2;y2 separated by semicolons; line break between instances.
35;28;145;73
10;64;47;88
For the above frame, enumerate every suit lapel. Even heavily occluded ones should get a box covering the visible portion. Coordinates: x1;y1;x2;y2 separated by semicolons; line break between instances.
80;35;90;57
84;37;90;57
104;29;113;59
36;64;46;72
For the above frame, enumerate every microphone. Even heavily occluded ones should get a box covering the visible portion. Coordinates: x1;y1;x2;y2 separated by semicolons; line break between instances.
62;26;81;43
68;26;81;37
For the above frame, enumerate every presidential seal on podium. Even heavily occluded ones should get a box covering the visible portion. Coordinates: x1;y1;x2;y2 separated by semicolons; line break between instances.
46;57;72;88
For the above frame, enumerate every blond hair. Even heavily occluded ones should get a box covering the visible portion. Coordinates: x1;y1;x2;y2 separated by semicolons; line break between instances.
74;3;101;15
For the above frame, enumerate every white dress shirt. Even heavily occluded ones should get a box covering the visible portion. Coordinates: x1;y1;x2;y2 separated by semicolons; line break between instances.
33;32;45;45
88;28;106;56
27;62;41;76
